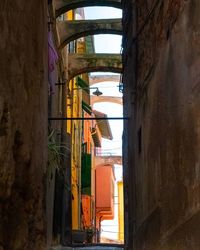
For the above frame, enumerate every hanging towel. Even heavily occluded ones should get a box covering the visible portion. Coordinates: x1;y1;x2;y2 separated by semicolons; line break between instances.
48;31;58;94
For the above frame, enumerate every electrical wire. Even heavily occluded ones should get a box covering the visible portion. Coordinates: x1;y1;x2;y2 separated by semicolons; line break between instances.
135;0;163;39
135;0;163;41
124;0;164;58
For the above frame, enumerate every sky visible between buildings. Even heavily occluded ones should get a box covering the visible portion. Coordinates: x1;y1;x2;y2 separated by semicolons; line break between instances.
83;7;123;241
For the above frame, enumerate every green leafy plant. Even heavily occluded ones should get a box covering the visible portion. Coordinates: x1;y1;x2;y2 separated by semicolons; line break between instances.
47;129;71;189
48;129;71;171
48;130;61;169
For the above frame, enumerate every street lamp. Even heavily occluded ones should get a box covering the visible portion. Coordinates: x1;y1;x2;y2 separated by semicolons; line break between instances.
73;86;103;96
91;88;103;96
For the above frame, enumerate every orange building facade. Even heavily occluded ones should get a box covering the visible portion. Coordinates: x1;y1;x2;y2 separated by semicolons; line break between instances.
95;164;115;231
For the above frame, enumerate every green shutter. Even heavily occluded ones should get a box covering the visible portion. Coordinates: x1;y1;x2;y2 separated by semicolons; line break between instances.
82;101;92;115
81;153;91;195
76;77;89;93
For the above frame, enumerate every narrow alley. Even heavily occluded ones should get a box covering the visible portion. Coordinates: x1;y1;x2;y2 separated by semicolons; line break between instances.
0;0;200;250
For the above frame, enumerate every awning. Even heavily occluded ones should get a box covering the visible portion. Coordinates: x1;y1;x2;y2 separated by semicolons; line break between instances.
93;110;113;140
91;127;101;147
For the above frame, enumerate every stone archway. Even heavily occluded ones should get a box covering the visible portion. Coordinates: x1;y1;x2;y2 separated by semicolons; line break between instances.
68;53;122;80
55;0;122;17
89;74;120;86
91;95;122;106
58;18;122;48
95;155;122;165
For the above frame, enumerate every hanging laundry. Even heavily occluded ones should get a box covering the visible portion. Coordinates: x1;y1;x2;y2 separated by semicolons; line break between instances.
48;31;58;94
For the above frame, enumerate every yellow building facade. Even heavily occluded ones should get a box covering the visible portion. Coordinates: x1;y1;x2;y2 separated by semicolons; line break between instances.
66;9;94;230
118;181;124;242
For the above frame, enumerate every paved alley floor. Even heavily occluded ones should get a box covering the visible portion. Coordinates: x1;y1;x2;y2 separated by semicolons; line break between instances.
50;245;124;250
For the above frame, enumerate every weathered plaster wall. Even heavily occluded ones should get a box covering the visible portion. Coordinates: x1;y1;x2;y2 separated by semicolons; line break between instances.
123;0;200;249
0;1;48;249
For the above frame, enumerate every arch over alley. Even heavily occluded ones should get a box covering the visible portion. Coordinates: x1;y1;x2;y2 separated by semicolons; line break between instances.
68;53;122;79
58;18;122;48
89;74;120;85
55;0;122;17
91;95;122;106
95;155;122;166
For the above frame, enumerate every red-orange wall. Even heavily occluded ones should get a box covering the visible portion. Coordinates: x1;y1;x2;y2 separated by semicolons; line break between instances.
95;165;115;221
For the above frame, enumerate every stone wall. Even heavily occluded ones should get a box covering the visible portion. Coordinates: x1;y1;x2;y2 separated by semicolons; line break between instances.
0;1;48;249
123;0;200;249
